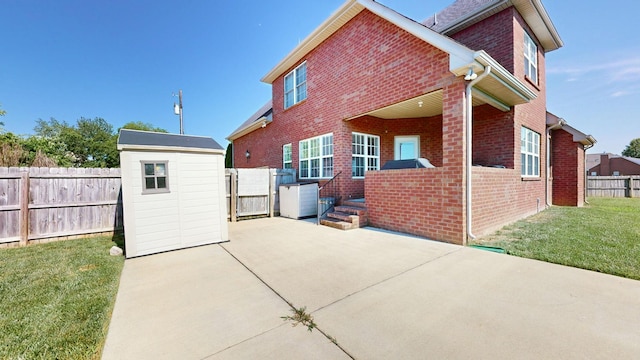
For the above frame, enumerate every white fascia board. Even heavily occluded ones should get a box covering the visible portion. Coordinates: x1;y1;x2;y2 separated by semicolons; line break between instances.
116;144;225;155
226;117;272;141
474;50;537;101
262;0;479;84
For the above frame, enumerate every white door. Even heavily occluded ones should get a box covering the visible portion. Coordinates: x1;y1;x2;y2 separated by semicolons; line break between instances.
394;136;420;160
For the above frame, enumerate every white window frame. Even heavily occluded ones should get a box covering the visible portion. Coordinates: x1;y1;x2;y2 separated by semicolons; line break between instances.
141;161;170;194
283;143;292;169
352;132;380;179
299;133;333;179
524;32;538;84
521;127;540;177
284;62;307;109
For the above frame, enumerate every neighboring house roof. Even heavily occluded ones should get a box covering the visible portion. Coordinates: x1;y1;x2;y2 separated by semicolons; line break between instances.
117;129;224;153
587;153;640;172
423;0;563;52
260;0;536;110
226;100;273;141
546;112;596;146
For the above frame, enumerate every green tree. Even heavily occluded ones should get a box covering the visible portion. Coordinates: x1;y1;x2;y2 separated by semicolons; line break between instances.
622;138;640;158
119;121;168;133
225;143;233;168
0;103;6;131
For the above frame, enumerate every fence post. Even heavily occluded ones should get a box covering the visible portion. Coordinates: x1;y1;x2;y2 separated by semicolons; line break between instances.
629;177;634;198
230;170;237;222
269;169;276;218
19;171;29;246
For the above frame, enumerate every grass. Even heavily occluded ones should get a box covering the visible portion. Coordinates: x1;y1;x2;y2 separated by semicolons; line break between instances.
474;197;640;280
0;236;124;359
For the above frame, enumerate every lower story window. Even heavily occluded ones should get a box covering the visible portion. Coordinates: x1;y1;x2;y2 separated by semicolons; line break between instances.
299;133;333;179
521;127;540;177
352;132;380;178
141;161;169;194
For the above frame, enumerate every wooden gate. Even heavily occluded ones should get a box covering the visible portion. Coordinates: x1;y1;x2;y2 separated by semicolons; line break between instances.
225;168;296;221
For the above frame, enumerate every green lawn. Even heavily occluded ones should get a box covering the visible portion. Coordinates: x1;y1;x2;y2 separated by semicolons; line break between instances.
474;197;640;280
0;236;124;359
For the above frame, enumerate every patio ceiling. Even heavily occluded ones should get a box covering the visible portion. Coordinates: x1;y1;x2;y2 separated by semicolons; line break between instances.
346;88;498;121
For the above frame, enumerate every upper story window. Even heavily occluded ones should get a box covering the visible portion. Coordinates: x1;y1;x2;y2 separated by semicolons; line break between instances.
284;62;307;109
141;161;169;194
524;32;538;84
521;127;540;177
283;143;292;169
352;132;380;178
299;133;333;179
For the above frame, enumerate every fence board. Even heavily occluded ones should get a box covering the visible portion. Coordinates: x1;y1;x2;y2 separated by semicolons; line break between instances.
587;176;640;198
0;167;123;245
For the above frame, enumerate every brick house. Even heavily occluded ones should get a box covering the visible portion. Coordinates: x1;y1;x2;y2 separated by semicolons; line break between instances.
588;154;640;176
227;0;595;245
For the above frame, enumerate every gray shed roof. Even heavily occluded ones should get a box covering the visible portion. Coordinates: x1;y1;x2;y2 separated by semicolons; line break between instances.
117;129;224;151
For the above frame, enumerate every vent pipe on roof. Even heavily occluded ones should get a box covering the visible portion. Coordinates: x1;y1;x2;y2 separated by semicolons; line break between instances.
433;13;438;26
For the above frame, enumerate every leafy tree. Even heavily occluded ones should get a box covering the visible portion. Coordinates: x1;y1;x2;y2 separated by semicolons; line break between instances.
0;103;6;131
622;138;640;158
119;121;168;133
225;143;233;168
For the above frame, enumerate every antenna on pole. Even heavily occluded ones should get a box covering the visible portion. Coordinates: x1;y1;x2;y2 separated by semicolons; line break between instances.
173;90;184;134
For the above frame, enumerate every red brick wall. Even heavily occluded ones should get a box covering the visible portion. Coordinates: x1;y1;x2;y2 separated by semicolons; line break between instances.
471;167;541;236
234;9;452;197
551;129;585;206
590;156;640;175
450;8;516;72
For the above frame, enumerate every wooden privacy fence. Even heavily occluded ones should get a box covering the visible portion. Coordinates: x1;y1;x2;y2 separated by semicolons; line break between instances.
0;167;122;246
587;176;640;198
226;168;296;221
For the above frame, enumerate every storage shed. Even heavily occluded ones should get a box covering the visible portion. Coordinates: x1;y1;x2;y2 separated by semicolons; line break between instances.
117;129;228;258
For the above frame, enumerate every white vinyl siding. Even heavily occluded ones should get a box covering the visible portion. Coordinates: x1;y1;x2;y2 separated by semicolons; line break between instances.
521;127;540;177
299;133;333;179
352;132;380;178
524;32;538;84
284;62;307;108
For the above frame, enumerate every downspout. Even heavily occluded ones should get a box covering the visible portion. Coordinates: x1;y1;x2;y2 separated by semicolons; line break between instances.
546;119;566;207
583;138;596;204
465;65;491;244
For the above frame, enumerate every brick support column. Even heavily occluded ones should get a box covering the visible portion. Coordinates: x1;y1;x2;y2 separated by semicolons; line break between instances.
441;79;467;243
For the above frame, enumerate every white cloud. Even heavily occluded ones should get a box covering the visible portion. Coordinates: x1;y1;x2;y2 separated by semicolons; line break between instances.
610;91;629;98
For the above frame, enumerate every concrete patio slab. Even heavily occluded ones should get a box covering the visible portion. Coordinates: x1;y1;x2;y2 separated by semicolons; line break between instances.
314;247;640;359
102;244;342;359
223;217;460;312
104;217;640;359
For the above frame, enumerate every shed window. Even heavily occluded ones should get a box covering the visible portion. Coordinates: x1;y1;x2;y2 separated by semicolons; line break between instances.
142;161;169;194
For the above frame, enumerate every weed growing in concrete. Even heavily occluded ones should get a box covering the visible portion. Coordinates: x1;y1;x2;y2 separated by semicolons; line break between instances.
281;307;317;332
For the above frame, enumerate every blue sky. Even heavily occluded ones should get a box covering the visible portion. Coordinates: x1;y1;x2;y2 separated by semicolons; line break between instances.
1;0;638;154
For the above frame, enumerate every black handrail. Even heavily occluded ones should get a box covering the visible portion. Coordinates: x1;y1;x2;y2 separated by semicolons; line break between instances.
317;171;342;224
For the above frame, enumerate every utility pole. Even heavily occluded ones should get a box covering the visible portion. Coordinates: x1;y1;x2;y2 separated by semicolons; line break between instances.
173;90;184;134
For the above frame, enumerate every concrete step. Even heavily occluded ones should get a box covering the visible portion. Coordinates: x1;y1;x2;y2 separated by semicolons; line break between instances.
343;199;366;208
320;218;354;230
327;212;360;228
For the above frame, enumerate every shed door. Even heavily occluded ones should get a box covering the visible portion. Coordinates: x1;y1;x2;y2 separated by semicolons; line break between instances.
236;168;270;216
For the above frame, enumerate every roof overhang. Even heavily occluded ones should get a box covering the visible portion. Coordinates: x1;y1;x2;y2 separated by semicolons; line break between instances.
261;0;479;84
546;112;596;146
226;100;273;141
437;0;563;52
226;116;272;141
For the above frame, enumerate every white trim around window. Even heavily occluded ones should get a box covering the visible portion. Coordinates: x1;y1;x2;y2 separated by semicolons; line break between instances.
524;32;538;84
521;127;540;177
141;161;170;194
283;143;292;169
284;61;307;109
299;133;333;179
352;132;380;178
